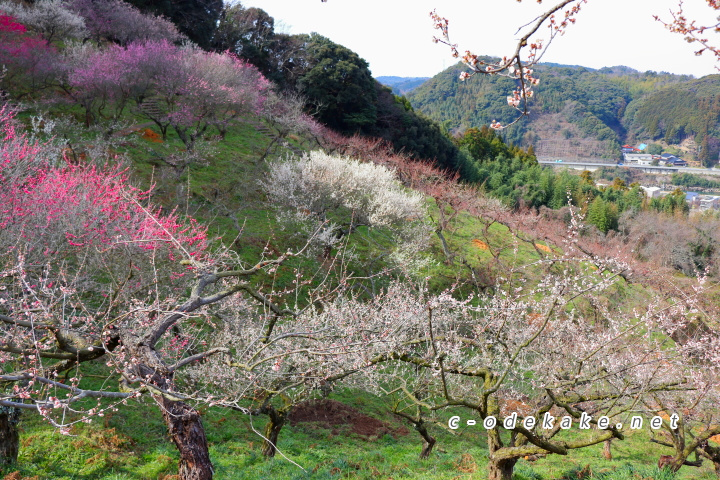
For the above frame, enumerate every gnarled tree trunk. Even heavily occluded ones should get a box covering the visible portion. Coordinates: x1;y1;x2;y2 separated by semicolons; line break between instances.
158;395;213;480
131;343;214;480
0;407;20;466
262;406;288;458
487;423;517;480
416;421;436;459
488;457;518;480
603;438;612;460
698;442;720;478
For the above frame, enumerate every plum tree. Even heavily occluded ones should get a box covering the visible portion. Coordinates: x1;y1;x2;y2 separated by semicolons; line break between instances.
324;238;708;480
67;0;182;46
0;12;59;96
0;0;86;45
62;39;270;144
0;104;348;479
262;150;429;261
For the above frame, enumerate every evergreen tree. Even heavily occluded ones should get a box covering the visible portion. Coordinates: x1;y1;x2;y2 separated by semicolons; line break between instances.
296;34;377;133
550;177;570;209
124;0;222;49
587;197;617;233
580;170;594;185
211;4;286;83
612;177;627;190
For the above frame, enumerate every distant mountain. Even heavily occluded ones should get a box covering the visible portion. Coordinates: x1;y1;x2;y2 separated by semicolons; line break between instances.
406;62;720;163
623;75;720;164
376;76;430;95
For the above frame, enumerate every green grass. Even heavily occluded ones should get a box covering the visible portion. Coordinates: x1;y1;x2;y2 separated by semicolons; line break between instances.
3;388;719;480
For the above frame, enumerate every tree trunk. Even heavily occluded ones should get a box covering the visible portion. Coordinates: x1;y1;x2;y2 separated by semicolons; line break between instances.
435;229;454;264
603;438;612;460
0;408;20;466
158;396;214;480
698;443;720;478
416;422;436;460
487;421;517;480
419;437;436;460
487;458;517;480
132;348;214;480
262;407;287;458
658;455;685;473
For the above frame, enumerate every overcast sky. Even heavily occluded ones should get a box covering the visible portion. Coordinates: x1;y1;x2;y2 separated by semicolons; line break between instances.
237;0;720;79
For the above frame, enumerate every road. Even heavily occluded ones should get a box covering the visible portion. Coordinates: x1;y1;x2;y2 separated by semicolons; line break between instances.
538;160;720;176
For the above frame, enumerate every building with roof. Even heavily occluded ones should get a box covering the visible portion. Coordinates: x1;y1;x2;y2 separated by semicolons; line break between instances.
623;153;653;164
699;195;720;210
641;186;662;198
669;157;687;166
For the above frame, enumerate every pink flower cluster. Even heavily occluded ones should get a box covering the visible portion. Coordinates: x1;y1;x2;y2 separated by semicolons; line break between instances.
67;40;270;145
0;106;208;261
0;12;57;92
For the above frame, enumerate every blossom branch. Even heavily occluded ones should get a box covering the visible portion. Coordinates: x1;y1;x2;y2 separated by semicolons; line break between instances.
655;0;720;66
430;0;587;129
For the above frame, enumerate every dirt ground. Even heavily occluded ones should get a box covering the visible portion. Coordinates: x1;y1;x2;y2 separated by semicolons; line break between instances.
288;399;409;439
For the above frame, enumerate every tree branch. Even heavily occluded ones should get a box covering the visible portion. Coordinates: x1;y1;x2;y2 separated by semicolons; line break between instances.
168;347;230;372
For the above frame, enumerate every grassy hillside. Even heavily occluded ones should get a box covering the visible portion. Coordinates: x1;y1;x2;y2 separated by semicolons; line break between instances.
4;103;703;480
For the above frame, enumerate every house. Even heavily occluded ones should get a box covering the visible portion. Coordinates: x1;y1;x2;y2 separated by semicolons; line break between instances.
623;153;653;164
699;196;719;210
686;192;700;207
621;144;643;154
670;157;687;167
658;153;677;166
641;186;662;198
657;153;686;166
698;195;720;210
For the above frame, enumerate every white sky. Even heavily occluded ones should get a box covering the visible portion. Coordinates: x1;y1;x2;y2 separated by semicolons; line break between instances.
237;0;720;79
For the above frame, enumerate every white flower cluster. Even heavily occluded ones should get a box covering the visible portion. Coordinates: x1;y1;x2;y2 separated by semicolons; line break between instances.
0;0;87;43
262;150;430;263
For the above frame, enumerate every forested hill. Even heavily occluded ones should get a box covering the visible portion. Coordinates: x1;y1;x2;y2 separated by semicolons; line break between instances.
375;76;430;95
406;62;720;164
